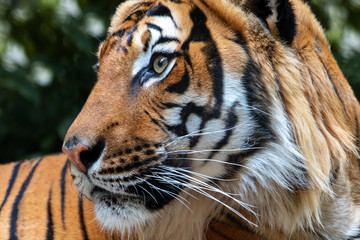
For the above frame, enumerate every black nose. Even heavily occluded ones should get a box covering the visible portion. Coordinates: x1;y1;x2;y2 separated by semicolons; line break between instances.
62;137;105;172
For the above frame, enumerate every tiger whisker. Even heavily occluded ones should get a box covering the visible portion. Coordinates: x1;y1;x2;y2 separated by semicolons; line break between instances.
242;104;271;117
147;172;199;200
152;168;227;200
188;184;258;227
171;168;236;193
152;170;258;227
159;166;242;198
136;184;158;204
166;147;263;155
156;166;255;209
152;167;236;197
164;157;251;171
152;166;236;183
160;166;257;214
164;121;251;148
141;177;193;213
135;176;166;200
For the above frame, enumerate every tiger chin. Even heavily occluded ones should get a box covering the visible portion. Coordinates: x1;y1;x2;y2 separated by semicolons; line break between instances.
61;0;360;239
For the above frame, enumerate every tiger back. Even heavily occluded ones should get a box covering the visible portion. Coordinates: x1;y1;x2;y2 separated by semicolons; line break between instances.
0;156;121;239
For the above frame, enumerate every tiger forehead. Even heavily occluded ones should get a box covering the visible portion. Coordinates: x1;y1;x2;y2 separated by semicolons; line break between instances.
99;0;193;58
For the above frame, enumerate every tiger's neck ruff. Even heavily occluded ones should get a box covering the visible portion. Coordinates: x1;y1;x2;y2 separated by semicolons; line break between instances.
62;0;360;239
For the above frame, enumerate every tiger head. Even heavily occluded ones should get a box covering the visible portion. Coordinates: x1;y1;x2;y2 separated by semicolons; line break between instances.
62;0;357;238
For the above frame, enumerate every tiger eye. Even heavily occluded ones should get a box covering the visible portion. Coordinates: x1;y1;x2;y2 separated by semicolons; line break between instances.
153;56;169;74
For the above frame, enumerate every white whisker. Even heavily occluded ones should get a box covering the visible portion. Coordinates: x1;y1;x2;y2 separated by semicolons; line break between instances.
165;157;246;168
148;172;199;200
142;176;193;213
164;120;251;148
152;170;258;227
163;166;256;211
167;147;263;155
137;184;158;204
150;165;258;226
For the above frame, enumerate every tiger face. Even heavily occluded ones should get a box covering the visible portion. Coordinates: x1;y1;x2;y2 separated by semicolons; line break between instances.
63;0;309;235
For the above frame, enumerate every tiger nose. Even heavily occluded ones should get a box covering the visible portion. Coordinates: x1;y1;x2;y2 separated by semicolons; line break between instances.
62;137;105;172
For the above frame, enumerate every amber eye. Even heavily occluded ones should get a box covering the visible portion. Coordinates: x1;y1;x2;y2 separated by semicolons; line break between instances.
153;55;169;74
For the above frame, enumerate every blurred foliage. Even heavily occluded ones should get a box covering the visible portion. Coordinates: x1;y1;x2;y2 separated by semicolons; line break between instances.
0;0;360;163
0;0;120;162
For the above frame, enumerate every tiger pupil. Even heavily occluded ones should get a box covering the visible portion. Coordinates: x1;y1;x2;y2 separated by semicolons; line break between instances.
153;56;168;74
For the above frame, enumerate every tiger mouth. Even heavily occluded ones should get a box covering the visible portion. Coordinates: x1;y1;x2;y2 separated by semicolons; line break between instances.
90;176;185;211
91;186;143;208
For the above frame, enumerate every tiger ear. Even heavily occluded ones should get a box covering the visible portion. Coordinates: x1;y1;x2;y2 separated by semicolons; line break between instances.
232;0;297;45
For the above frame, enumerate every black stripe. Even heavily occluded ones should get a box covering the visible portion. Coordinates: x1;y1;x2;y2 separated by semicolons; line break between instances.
78;197;89;240
242;61;274;139
227;33;250;56
151;106;166;121
146;23;162;32
147;4;172;18
126;171;187;211
347;231;360;240
147;3;178;28
126;25;138;47
46;188;54;240
164;102;205;139
133;1;153;9
143;34;151;52
161;102;181;109
329;164;339;186
112;28;127;38
225;213;259;235
60;160;69;228
355;114;360;175
10;158;43;240
208;104;238;160
117;44;128;54
165;67;189;94
318;57;347;114
0;162;21;212
155;37;180;45
121;2;152;25
131;67;148;91
144;110;168;133
187;7;223;117
208;223;238;240
232;0;272;27
355;113;360;148
276;0;297;45
123;10;146;23
231;32;275;144
148;37;180;54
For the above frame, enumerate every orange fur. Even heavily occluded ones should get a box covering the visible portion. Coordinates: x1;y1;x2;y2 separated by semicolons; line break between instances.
0;155;121;239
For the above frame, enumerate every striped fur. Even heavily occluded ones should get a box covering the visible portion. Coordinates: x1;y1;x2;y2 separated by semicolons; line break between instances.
0;155;121;239
2;0;360;239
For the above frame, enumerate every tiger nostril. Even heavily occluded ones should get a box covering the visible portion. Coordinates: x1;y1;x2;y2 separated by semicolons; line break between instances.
79;139;105;170
62;138;105;172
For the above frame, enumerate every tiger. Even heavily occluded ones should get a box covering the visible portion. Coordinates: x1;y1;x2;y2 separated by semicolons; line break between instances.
1;0;359;239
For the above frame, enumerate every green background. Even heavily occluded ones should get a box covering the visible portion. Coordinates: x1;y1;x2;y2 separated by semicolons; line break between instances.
1;0;360;163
